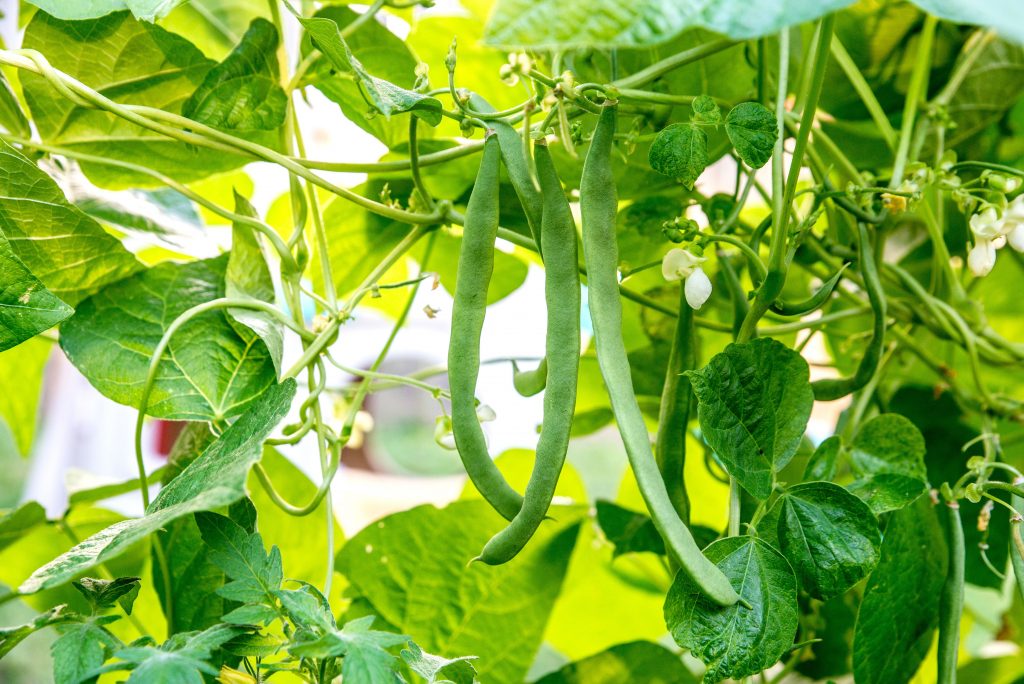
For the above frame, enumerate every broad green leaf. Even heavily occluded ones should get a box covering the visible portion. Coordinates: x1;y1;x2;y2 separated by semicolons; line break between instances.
67;466;168;507
847;413;928;513
686;338;814;499
664;536;798;683
113;623;243;683
910;1;1024;45
336;501;583;684
0;337;53;456
0;605;73;658
60;256;277;421
161;0;269;60
182;18;286;132
0;502;47;553
17;379;295;595
484;0;854;47
297;11;442;127
535;640;697;683
724;102;777;169
648;124;708;189
401;642;478;684
153;516;228;634
301;6;432;147
0;235;73;352
52;621;119;684
852;496;947;684
594;500;665;558
803;435;842;481
24;1;189;22
795;592;857;680
0;72;31;138
21;12;250;187
226;192;284;375
0;143;140;305
289;615;408;682
775;482;881;600
944;37;1024;147
195;512;282;609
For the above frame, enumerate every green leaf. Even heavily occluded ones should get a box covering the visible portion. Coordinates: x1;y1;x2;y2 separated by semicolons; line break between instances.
114;623;243;683
910;1;1024;45
664;536;798;683
297;11;442;126
60;256;278;421
803;435;842;481
0;337;53;457
17;379;295;595
401;642;478;684
724;102;777;169
0;502;47;553
535;640;697;684
154;515;230;634
226;192;284;375
0;290;47;356
182;18;287;132
72;576;141;613
847;413;928;514
0;143;140;306
774;482;881;600
686;338;814;499
0;71;31;139
852;496;947;684
336;501;583;684
21;12;250;187
943;37;1024;147
24;1;189;22
594;500;665;558
73;187;205;251
290;615;408;682
52;621;119;684
691;95;722;126
0;605;73;658
195;512;282;609
484;0;855;47
648;123;708;189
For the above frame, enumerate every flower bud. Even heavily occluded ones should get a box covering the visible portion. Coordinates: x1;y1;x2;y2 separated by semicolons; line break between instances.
684;267;713;310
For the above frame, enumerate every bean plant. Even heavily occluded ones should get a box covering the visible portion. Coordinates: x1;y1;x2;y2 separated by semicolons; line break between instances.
1;0;1024;682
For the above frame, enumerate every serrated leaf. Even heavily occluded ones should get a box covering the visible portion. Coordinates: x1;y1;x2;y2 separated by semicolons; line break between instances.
182;18;287;131
648;123;708;189
221;631;284;658
724;102;777;169
195;512;282;608
775;482;880;600
52;621;119;684
288;615;408;682
534;640;697;683
664;536;798;683
401;642;478;684
0;235;73;352
17;380;295;595
691;95;721;125
221;603;279;626
0;143;140;305
804;435;842;481
59;255;277;421
114;623;243;684
687;338;813;499
594;500;665;558
296;12;442;126
0;502;47;553
21;11;251;187
852;496;946;684
0;605;73;658
72;576;141;613
226;192;284;374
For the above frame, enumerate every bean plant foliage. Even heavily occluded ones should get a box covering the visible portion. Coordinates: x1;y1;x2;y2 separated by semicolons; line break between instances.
0;0;1023;682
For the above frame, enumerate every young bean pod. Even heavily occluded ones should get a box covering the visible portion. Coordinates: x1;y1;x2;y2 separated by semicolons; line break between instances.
579;102;739;607
771;263;847;316
449;131;524;520
478;140;581;564
937;500;964;684
655;292;695;523
511;358;548;397
812;222;886;400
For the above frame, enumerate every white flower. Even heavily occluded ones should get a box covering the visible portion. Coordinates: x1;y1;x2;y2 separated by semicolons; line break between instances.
684;267;713;310
476;404;496;423
661;248;705;281
1008;223;1024;253
969;206;1002;240
967;239;997;277
1003;195;1024;238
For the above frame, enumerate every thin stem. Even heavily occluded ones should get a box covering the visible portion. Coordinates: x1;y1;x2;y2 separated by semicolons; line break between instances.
890;15;937;187
612;39;738;88
830;35;898;150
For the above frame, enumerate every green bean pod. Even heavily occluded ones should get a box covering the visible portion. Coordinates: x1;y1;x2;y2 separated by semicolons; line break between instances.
655;291;695;524
1010;478;1024;603
511;358;548;397
937;500;964;684
579;102;739;607
812;222;886;401
449;131;524;520
771;263;847;316
478;140;581;564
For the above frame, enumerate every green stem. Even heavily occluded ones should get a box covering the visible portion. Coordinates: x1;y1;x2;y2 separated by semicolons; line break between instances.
937;501;964;684
830;35;897;150
890;15;937;187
